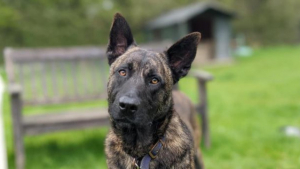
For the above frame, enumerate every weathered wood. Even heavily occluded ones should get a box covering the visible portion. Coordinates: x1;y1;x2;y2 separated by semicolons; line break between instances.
25;120;110;136
24;109;108;125
197;80;210;148
71;60;79;97
4;48;16;83
4;46;213;169
18;63;24;91
51;60;58;97
23;109;110;135
99;59;108;91
8;83;22;94
61;61;69;98
23;93;106;106
30;63;37;98
6;47;107;63
91;59;99;94
189;70;213;148
4;47;109;169
41;62;48;99
10;90;25;169
189;70;214;81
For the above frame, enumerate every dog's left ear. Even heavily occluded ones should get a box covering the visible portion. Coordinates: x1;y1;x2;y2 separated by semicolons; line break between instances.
166;32;201;84
107;13;136;65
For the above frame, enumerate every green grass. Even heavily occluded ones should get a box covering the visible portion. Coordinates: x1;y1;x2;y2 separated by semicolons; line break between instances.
180;45;300;169
3;45;300;168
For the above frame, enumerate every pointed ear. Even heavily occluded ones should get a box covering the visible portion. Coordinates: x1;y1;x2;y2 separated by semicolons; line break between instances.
107;13;136;65
166;32;201;84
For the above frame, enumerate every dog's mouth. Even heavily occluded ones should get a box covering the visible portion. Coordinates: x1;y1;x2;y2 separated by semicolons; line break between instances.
113;116;152;128
113;117;135;125
112;118;136;130
114;118;131;123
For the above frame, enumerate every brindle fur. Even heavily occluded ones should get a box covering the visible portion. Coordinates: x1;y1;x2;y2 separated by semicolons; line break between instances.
105;13;204;169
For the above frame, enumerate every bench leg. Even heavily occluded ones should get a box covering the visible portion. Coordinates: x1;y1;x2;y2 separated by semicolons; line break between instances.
200;106;210;149
197;80;211;148
14;133;24;169
11;92;25;169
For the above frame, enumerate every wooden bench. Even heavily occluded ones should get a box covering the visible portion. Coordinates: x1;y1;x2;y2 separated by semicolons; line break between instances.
4;46;213;169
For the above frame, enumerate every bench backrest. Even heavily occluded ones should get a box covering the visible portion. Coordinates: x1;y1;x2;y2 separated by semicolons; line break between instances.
4;47;109;105
4;44;170;106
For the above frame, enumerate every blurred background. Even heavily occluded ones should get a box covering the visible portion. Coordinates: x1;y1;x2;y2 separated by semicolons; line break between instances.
1;0;300;168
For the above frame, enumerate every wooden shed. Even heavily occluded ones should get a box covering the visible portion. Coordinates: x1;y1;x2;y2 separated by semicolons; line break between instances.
145;2;234;64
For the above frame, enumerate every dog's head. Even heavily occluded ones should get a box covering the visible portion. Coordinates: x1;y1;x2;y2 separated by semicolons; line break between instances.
106;13;201;129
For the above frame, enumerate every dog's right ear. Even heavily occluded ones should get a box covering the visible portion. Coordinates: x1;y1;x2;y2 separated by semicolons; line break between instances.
166;32;201;84
107;13;136;65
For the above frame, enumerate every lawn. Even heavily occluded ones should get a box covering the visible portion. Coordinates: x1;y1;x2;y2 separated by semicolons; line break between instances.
3;45;300;169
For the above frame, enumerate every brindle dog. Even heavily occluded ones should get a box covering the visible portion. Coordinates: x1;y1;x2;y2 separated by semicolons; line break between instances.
105;13;204;169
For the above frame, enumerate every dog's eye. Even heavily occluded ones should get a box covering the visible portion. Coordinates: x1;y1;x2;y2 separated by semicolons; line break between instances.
150;78;159;84
119;70;126;76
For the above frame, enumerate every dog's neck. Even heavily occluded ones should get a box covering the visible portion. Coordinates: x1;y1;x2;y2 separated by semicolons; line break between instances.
111;106;173;158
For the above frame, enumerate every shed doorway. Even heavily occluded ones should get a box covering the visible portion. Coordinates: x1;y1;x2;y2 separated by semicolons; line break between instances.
188;16;215;64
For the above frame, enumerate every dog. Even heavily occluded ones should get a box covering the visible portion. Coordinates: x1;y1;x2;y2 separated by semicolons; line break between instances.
105;13;204;169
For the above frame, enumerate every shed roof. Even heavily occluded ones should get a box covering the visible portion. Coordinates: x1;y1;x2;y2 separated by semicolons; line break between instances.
146;2;234;30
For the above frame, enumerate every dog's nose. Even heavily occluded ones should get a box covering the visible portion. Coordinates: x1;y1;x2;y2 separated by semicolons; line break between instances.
119;96;139;113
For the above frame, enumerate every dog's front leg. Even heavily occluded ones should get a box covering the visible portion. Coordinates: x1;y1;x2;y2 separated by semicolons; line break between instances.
106;155;133;169
171;150;195;169
105;134;133;169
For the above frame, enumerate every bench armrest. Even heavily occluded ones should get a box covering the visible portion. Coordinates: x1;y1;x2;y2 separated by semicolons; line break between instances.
188;70;213;148
7;83;23;121
187;70;213;107
7;83;22;95
188;70;213;82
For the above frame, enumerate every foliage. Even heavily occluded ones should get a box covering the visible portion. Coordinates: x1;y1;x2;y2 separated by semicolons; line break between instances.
0;1;21;52
2;45;300;168
218;0;300;45
0;0;197;49
0;0;300;53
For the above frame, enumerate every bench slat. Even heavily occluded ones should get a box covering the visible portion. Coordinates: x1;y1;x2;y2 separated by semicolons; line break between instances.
71;60;79;97
22;94;107;106
30;63;37;98
100;59;108;91
51;60;58;97
18;63;24;92
23;108;110;135
61;61;69;98
6;47;106;62
41;62;48;99
23;108;109;125
24;120;110;135
82;60;89;95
